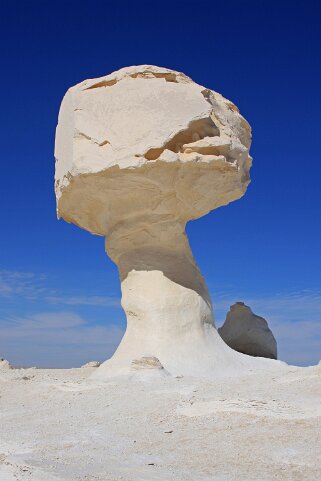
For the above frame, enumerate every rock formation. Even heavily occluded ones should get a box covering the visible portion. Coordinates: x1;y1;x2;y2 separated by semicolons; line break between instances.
55;65;278;378
131;356;164;371
0;358;12;369
81;361;101;368
219;302;277;359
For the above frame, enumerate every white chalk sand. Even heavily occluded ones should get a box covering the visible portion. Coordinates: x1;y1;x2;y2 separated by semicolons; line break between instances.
1;363;320;481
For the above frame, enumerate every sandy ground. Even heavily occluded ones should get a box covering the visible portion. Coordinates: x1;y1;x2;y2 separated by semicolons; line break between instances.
0;363;320;481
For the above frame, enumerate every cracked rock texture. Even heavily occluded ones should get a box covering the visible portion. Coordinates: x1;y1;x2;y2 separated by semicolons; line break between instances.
219;302;278;359
55;65;280;379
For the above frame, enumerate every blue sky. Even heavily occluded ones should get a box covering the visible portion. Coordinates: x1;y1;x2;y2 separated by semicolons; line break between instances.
0;0;320;367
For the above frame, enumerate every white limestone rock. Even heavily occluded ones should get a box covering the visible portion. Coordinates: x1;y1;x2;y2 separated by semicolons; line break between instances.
55;65;280;379
55;64;252;231
81;361;101;368
131;356;164;371
219;302;277;359
0;358;12;369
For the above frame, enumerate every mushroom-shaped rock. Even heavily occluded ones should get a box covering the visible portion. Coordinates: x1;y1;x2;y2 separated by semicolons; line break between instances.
55;65;271;379
219;302;277;359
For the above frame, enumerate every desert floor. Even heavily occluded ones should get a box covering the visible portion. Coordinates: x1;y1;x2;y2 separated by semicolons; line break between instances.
0;362;320;481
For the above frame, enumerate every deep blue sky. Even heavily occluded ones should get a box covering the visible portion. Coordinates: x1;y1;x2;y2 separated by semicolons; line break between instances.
0;0;320;367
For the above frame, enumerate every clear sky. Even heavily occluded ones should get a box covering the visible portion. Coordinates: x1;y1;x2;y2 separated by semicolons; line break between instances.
0;0;320;367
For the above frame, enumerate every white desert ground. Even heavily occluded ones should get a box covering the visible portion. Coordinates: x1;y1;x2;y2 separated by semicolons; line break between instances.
1;360;320;481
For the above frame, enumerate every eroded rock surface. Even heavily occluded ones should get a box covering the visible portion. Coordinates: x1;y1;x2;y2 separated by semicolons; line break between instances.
55;65;252;233
219;302;277;359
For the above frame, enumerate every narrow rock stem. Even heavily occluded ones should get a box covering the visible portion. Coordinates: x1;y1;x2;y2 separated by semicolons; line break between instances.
102;219;218;374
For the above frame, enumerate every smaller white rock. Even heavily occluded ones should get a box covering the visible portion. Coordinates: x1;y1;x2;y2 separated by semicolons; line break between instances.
219;302;277;359
131;356;164;371
0;358;12;369
81;361;101;368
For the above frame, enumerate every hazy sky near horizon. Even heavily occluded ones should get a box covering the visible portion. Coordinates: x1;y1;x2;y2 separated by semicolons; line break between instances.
0;0;320;367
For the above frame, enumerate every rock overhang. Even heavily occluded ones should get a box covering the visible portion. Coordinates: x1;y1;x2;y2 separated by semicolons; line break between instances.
56;159;249;236
55;65;252;236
